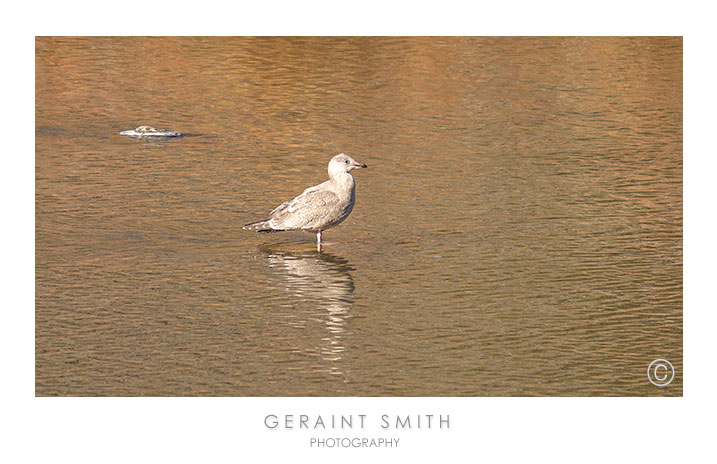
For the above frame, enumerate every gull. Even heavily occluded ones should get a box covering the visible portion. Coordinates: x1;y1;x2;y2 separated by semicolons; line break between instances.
243;153;367;251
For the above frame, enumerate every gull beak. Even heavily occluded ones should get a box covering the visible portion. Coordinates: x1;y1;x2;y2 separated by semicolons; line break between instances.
353;162;367;168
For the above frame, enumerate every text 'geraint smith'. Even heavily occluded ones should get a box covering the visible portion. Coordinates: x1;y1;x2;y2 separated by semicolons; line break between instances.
264;414;450;430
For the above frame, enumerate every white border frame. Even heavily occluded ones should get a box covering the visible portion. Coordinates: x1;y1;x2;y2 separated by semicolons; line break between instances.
7;1;715;461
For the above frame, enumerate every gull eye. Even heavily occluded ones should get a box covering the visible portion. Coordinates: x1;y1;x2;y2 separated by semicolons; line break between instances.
345;159;349;164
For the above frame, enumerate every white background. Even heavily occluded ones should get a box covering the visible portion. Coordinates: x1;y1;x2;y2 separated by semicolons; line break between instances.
4;1;714;462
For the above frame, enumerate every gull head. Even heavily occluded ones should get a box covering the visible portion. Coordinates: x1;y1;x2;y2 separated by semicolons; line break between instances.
329;153;367;174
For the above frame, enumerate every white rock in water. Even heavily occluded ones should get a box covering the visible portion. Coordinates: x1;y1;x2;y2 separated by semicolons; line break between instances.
120;125;182;137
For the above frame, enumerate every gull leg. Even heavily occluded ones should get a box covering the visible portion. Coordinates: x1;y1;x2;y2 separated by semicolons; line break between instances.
316;231;322;252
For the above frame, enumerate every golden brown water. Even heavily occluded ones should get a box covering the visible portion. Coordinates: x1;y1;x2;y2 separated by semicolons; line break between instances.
35;37;682;396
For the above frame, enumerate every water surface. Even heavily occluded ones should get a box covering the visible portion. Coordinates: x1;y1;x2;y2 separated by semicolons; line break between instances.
36;37;682;396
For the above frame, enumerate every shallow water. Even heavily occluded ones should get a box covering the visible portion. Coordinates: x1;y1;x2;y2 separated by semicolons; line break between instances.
35;37;682;396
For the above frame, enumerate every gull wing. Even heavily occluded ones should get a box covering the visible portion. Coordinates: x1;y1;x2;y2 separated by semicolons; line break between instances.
269;187;342;230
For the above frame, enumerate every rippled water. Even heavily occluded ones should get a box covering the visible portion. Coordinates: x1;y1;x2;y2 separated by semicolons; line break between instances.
36;37;682;396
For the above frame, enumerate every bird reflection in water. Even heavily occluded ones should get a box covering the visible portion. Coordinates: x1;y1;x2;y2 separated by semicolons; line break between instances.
259;243;355;377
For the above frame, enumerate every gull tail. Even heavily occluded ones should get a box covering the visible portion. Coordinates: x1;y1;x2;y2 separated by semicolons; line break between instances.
243;219;281;233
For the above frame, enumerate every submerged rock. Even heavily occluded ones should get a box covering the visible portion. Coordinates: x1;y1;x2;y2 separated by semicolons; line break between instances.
120;125;182;137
